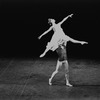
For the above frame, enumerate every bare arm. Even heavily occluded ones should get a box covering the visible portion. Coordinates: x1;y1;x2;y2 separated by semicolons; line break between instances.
59;14;73;25
38;26;52;39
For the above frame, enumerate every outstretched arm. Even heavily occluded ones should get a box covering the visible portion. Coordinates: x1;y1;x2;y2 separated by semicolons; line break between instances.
59;14;73;25
38;26;52;39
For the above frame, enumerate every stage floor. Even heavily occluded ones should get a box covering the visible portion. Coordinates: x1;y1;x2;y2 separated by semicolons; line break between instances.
0;58;100;100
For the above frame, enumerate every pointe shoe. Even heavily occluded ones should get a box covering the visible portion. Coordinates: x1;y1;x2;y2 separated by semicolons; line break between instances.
49;82;52;85
40;53;45;58
49;79;52;85
66;83;73;87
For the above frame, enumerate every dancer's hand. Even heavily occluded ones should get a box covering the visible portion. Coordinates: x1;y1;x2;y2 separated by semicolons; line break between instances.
69;14;73;18
38;36;41;40
81;41;88;45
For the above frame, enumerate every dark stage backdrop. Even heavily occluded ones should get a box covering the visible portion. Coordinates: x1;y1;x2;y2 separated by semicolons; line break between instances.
0;0;100;60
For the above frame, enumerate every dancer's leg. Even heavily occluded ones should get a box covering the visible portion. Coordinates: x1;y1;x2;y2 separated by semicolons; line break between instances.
64;60;72;86
49;60;62;85
40;42;51;58
40;48;49;58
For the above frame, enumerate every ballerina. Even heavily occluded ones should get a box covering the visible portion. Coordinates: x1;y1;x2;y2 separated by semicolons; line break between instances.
38;14;73;57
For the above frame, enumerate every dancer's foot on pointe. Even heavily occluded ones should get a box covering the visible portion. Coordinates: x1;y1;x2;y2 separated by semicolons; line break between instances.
40;53;45;58
66;81;73;87
49;78;52;85
66;83;73;87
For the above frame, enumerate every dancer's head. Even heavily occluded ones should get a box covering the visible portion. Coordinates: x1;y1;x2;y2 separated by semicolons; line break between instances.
48;18;55;25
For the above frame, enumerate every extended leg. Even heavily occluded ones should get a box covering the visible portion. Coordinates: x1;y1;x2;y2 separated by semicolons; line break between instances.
64;60;72;87
40;48;49;58
40;42;51;58
49;60;62;85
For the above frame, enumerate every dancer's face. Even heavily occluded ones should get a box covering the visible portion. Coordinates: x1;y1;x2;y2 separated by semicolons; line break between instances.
48;19;55;25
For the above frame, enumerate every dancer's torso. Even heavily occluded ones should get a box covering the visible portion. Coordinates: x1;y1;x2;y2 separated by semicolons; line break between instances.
56;43;67;61
51;24;65;43
49;24;69;52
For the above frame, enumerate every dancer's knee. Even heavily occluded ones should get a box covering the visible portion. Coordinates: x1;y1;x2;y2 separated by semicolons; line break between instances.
65;69;69;74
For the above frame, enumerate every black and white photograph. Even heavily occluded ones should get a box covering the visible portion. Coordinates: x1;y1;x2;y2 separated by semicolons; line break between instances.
0;0;100;100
